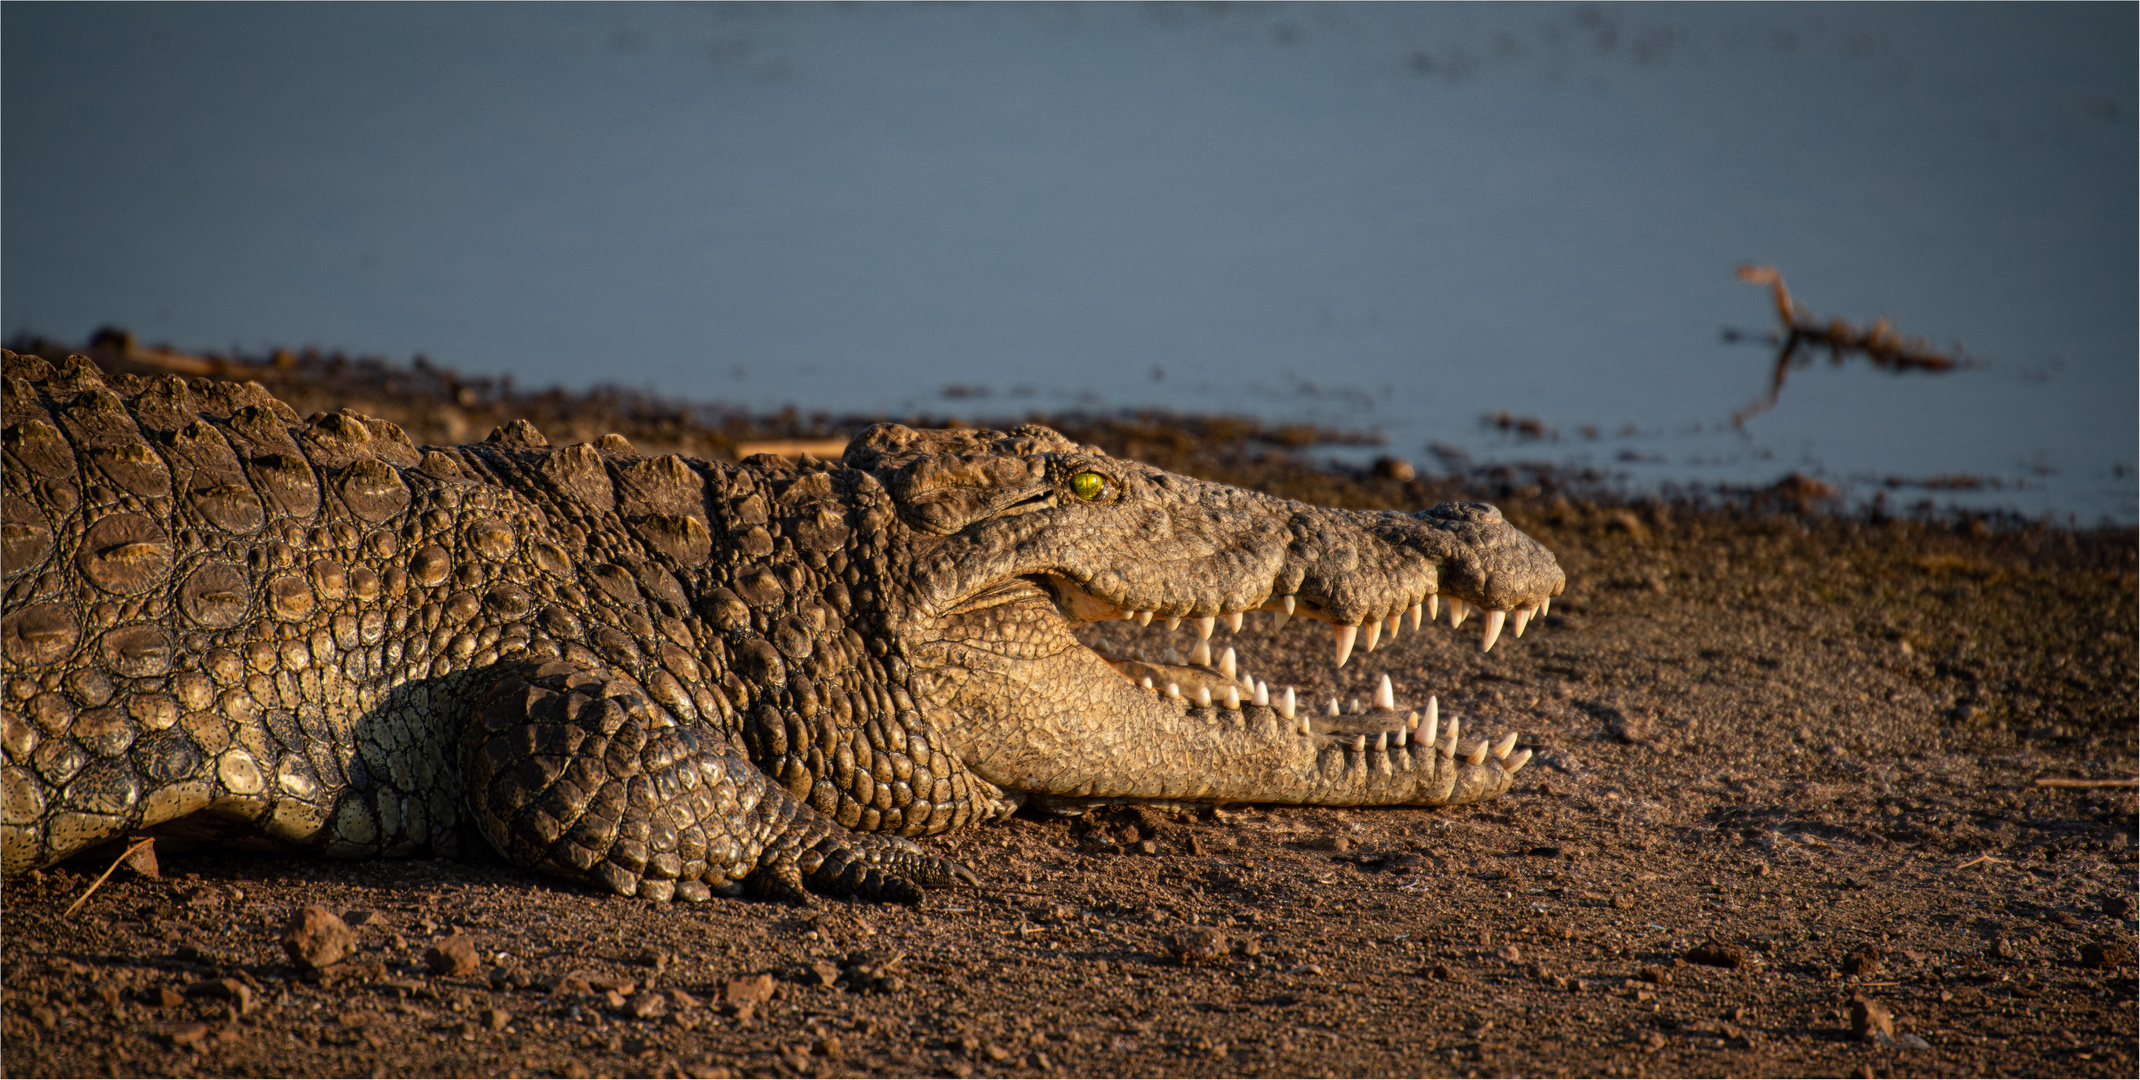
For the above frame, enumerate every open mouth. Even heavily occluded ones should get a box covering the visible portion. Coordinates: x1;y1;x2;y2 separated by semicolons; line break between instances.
1027;571;1548;767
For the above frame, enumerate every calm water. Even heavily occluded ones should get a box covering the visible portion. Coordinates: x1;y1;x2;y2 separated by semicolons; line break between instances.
5;3;2134;521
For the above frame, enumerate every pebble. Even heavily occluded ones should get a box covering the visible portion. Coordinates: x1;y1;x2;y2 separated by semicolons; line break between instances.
1850;996;1893;1040
482;1007;512;1031
723;974;776;1007
424;935;481;977
1167;927;1227;965
625;991;668;1019
281;906;357;970
183;977;254;1015
1685;940;1747;969
2079;941;2133;969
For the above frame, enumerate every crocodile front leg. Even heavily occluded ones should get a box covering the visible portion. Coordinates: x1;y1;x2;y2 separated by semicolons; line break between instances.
459;659;974;903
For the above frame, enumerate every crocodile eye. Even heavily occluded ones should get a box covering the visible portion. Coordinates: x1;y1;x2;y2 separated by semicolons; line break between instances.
1069;471;1109;501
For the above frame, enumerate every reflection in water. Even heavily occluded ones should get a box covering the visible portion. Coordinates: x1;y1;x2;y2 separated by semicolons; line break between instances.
2;3;2133;520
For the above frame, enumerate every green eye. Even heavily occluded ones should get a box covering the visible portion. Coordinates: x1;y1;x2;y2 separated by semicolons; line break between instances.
1069;471;1107;501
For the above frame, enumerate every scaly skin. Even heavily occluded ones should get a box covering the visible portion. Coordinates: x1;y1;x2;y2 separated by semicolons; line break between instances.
0;351;1564;902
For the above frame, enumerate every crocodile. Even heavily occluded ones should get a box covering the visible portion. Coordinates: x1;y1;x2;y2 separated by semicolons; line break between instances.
0;350;1565;902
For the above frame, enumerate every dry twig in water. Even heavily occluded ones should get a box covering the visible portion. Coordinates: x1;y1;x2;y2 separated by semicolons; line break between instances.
1729;265;1971;425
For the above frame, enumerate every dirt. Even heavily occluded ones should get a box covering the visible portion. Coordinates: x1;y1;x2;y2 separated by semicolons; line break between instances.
3;342;2136;1078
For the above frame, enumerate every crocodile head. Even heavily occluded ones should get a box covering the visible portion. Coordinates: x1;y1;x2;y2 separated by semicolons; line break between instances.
845;423;1566;811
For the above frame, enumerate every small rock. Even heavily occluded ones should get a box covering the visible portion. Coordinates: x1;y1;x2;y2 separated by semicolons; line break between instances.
603;989;629;1010
547;971;594;997
810;960;842;986
1642;1031;1667;1052
164;1021;213;1048
1167;927;1228;966
2101;894;2136;920
625;991;668;1019
1842;946;1884;976
1137;838;1160;856
1685;940;1747;969
1496;944;1523;963
183;978;253;1015
2080;940;2134;969
482;1007;511;1031
1991;937;2017;960
815;1035;844;1058
1637;966;1670;985
424;935;481;977
30;1006;57;1030
1428;964;1459;981
1371;456;1416;482
281;905;357;970
669;988;702;1010
341;909;379;928
1850;996;1894;1041
723;973;777;1007
633;948;671;975
984;1043;1014;1062
155;987;186;1008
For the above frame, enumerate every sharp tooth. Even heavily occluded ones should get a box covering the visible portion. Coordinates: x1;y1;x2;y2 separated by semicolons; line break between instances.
1363;619;1381;653
1297;715;1311;736
1166;682;1182;699
1408;603;1423;632
1445;714;1460;745
1374;674;1395;711
1387;613;1403;640
1405;710;1420;731
1140;676;1154;689
1219;647;1237;680
1504;748;1533;775
1195;616;1215;640
1166;617;1181;632
1480;609;1506;652
1271;595;1294;631
1164;647;1183;665
1351;735;1366;752
1539;596;1551;617
1190;640;1212;666
1281;595;1296;615
1254;681;1270;707
1136;611;1154;627
1512;607;1532;638
1223;685;1239;709
1197;686;1212;707
1466;741;1489;765
1327;699;1341;717
1280;687;1296;720
1350;698;1363;714
1375;731;1388;751
1421;697;1439;743
1492;732;1518;760
1427;593;1439;621
1333;624;1358;668
1225;612;1243;634
1396;726;1408;747
1448;596;1469;628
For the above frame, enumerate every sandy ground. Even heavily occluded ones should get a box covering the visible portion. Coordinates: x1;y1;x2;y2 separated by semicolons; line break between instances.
2;343;2135;1079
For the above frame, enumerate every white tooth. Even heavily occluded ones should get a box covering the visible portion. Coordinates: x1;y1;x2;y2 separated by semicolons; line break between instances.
1408;603;1423;632
1167;617;1181;631
1197;686;1212;707
1167;682;1182;699
1334;624;1358;668
1492;732;1518;760
1375;731;1388;751
1190;640;1212;666
1270;608;1290;631
1141;676;1154;689
1396;726;1408;747
1254;681;1270;707
1386;613;1402;640
1449;596;1469;628
1223;685;1239;709
1164;647;1183;665
1539;596;1551;617
1280;687;1296;720
1136;611;1154;627
1219;647;1237;680
1281;595;1295;615
1480;609;1506;652
1327;699;1341;717
1297;715;1311;736
1351;735;1366;752
1374;674;1395;711
1427;593;1439;621
1504;748;1533;775
1225;612;1243;634
1363;619;1381;652
1422;697;1440;744
1195;616;1215;640
1466;741;1489;765
1350;698;1363;715
1445;713;1460;745
1405;710;1420;731
1512;607;1532;638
